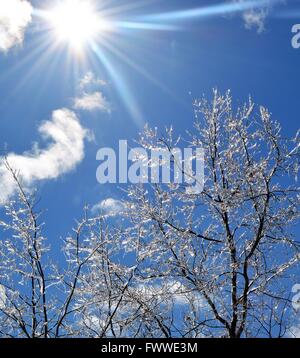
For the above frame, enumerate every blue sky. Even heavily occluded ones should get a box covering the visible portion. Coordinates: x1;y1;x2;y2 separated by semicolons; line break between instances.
0;0;299;247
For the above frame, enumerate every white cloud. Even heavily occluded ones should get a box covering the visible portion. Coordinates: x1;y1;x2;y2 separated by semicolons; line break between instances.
134;280;205;307
242;7;268;33
75;73;111;113
91;198;125;216
231;0;279;33
79;72;107;90
288;320;300;338
74;92;111;113
0;109;88;202
0;0;33;52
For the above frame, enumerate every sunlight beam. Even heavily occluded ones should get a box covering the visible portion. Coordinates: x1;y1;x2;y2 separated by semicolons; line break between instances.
90;40;144;128
138;0;277;22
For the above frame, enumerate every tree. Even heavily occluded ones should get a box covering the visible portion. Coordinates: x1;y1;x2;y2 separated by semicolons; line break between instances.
0;90;299;338
0;162;173;338
0;161;52;337
123;89;300;337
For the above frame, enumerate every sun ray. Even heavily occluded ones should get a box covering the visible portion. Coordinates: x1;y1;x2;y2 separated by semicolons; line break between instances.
18;0;282;129
96;36;186;107
113;21;179;31
0;35;61;107
90;40;144;128
136;0;277;22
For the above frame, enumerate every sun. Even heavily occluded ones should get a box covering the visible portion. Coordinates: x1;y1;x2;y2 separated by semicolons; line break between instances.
47;0;103;50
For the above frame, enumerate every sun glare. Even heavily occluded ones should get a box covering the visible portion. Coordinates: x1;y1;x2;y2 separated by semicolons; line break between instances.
48;0;103;50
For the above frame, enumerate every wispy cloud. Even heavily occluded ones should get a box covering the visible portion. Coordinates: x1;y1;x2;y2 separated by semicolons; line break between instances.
133;280;205;308
79;71;107;90
74;72;111;113
91;198;125;216
0;0;32;52
74;92;111;113
0;109;88;202
231;0;283;33
242;7;268;33
288;321;300;338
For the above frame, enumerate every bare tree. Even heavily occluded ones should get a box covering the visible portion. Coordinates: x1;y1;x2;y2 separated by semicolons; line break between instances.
0;163;175;338
123;89;300;337
0;161;52;338
0;90;299;338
